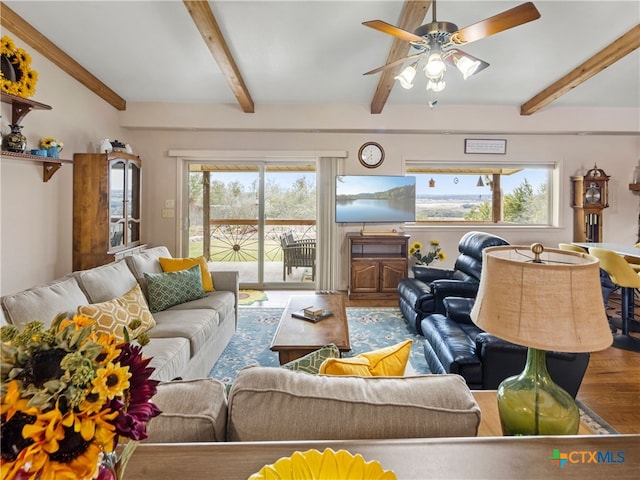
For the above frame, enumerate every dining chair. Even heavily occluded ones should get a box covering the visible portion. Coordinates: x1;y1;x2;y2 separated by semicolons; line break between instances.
558;243;587;254
623;242;640;273
589;247;640;352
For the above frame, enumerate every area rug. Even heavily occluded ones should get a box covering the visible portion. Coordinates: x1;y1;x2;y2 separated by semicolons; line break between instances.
208;306;429;383
238;289;268;306
208;306;617;435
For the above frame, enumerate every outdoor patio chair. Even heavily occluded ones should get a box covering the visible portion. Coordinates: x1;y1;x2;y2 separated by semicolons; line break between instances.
280;232;316;281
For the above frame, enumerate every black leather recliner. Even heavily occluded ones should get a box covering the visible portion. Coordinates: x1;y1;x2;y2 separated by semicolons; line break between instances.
420;297;590;397
398;231;509;335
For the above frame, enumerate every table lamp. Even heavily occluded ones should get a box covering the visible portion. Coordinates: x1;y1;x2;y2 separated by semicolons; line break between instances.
470;244;613;435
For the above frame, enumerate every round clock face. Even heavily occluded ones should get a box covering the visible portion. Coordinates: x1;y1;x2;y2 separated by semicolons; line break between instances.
585;184;601;203
358;142;384;168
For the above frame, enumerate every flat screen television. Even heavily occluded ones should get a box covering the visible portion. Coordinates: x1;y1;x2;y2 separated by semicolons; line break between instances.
335;175;416;223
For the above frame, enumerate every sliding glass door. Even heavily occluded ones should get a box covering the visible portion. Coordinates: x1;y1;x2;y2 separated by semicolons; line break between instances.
186;161;317;288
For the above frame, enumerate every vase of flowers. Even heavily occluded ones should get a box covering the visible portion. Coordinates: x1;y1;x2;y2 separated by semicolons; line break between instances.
40;137;63;159
0;314;161;480
409;239;446;266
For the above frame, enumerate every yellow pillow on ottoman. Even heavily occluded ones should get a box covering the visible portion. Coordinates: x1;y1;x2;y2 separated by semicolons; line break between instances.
319;340;412;376
159;256;214;292
78;284;155;341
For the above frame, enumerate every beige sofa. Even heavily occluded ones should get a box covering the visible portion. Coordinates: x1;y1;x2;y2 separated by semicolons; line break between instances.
146;366;482;443
0;246;238;382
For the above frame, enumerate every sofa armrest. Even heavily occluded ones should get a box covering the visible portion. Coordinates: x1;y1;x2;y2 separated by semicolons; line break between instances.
412;265;454;283
210;270;239;318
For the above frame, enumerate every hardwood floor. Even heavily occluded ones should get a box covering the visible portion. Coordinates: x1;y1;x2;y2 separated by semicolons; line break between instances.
254;289;640;434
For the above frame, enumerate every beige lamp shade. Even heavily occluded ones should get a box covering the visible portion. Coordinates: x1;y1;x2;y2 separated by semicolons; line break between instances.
470;245;613;353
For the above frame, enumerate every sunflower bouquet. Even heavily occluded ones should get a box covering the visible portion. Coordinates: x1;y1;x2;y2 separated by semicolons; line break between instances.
409;239;446;266
0;314;161;480
39;138;64;152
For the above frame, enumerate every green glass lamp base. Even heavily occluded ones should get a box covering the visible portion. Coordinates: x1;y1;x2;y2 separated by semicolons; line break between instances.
497;347;579;436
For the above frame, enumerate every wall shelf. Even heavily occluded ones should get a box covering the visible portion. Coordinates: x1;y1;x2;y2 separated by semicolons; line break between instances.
1;150;72;182
1;93;70;182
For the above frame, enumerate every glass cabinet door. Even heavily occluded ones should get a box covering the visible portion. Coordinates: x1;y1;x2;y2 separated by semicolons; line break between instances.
109;159;126;250
127;160;141;245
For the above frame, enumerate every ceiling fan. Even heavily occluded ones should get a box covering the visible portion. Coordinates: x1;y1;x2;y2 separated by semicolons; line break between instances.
363;1;541;101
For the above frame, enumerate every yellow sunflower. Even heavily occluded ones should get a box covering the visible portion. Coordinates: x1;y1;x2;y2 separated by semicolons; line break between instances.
91;362;130;401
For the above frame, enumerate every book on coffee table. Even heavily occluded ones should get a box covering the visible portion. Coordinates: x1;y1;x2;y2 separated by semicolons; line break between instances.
291;309;333;323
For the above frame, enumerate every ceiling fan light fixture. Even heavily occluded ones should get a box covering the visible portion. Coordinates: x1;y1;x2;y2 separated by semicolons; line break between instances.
395;63;418;89
448;51;490;80
424;52;446;80
426;77;446;93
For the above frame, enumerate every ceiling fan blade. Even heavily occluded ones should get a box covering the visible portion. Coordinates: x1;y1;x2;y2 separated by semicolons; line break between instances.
363;53;422;76
362;20;424;43
451;2;541;45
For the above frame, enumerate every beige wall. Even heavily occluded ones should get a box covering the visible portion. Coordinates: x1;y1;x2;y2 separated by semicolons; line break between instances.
1;30;126;295
1;30;638;294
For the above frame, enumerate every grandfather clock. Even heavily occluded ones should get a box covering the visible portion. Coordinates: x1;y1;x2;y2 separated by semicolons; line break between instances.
571;164;610;242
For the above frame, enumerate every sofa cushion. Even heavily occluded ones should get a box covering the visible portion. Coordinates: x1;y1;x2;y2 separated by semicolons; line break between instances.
144;265;206;313
148;309;218;357
75;260;138;303
77;284;155;341
227;366;480;441
159;256;215;292
319;340;412;377
145;378;227;443
125;246;172;296
1;276;89;329
165;290;235;327
142;337;191;382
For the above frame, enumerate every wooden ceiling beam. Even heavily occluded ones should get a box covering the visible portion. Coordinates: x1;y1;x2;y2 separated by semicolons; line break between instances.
370;1;432;114
520;24;640;115
0;2;126;110
183;0;254;113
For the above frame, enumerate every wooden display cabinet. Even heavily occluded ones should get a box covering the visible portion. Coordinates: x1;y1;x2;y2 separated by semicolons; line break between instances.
347;233;409;299
73;152;143;270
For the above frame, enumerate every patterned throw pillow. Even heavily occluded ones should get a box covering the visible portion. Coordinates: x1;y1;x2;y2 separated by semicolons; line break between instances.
144;265;206;313
281;344;340;374
158;256;215;292
78;284;155;341
319;340;413;376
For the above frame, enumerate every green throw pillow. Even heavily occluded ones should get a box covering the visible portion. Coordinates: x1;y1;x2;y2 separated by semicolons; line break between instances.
144;265;206;312
282;344;340;374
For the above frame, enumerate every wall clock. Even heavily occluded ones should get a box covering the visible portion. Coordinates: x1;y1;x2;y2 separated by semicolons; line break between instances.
358;142;384;168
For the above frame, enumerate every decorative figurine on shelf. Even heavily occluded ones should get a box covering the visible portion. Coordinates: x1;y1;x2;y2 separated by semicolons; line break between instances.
110;139;127;153
99;138;113;153
2;124;27;153
40;137;63;158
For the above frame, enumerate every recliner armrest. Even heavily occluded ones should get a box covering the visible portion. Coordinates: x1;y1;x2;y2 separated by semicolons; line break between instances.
443;297;476;324
430;280;479;314
412;265;454;283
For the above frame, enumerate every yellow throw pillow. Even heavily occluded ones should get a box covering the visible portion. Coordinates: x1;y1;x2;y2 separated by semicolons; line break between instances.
360;339;413;376
319;340;412;377
78;284;155;341
319;356;373;376
159;256;214;292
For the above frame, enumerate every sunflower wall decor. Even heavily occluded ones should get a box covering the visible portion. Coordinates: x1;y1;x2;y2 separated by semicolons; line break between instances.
1;35;38;98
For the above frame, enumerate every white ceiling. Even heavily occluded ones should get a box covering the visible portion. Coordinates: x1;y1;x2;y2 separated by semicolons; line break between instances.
4;0;640;111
